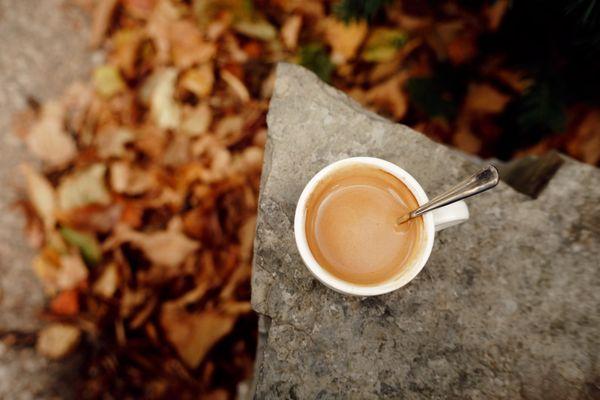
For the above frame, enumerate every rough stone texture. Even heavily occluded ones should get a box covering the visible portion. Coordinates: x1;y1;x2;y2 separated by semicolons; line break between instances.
251;63;600;399
0;0;91;397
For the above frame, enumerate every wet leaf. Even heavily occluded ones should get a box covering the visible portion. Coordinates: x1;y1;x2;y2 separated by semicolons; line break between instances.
60;227;102;266
37;324;81;360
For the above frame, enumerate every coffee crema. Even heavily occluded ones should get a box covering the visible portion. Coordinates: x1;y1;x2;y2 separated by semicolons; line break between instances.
305;164;423;286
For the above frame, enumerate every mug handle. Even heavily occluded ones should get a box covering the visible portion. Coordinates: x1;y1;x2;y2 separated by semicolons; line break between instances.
431;200;469;232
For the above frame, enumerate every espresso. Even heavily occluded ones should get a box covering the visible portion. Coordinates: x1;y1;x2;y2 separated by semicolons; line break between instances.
305;164;423;285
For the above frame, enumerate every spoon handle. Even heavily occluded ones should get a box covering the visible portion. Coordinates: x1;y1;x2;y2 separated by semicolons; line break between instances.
398;165;499;224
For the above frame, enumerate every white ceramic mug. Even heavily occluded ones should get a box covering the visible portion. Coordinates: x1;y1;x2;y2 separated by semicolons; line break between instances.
294;157;469;296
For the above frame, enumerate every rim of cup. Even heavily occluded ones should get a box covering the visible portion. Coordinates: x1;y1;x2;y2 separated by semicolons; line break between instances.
294;157;435;296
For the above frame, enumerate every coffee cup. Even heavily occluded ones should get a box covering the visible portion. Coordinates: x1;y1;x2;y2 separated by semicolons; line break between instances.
294;157;469;296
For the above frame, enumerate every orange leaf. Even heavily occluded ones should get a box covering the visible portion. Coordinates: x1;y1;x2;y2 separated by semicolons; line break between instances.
50;289;80;316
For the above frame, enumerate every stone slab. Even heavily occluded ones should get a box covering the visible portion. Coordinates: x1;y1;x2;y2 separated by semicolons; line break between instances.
251;63;600;399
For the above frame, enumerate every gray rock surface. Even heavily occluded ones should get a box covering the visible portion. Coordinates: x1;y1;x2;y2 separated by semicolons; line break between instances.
0;0;91;397
251;63;600;399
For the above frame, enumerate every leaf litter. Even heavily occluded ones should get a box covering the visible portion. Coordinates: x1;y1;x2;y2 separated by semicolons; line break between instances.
14;0;599;398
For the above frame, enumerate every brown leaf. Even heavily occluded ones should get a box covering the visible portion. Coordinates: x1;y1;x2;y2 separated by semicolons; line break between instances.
106;222;199;268
447;34;477;65
281;15;302;50
160;304;235;368
181;103;212;136
33;251;88;294
364;73;408;120
21;164;57;231
92;262;119;298
485;0;509;31
57;163;111;211
95;126;134;158
221;70;250;102
169;21;216;68
90;0;118;47
50;289;80;316
567;110;600;164
180;64;215;99
57;204;122;233
37;324;81;360
464;83;510;114
25;102;77;168
110;161;157;195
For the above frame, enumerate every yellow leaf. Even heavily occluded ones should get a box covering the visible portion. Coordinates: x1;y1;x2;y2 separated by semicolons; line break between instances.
93;65;126;98
361;28;408;63
324;18;367;64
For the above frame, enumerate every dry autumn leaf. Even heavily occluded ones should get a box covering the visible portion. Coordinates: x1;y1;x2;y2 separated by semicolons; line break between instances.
160;303;236;368
37;323;81;360
464;83;510;114
21;164;57;231
25;101;77;168
324;17;367;64
57;163;111;211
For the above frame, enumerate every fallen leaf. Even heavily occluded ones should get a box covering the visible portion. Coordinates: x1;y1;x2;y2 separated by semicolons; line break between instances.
93;262;119;298
107;223;199;268
25;101;77;168
148;68;181;129
95;126;134;158
181;103;212;136
464;83;510;114
180;64;215;98
365;73;408;119
485;0;509;31
57;163;111;211
281;15;302;50
233;17;276;41
110;161;156;195
57;204;122;233
493;69;532;94
324;17;367;64
447;34;477;65
567;110;600;165
50;289;80;316
361;28;407;63
90;0;118;47
93;65;127;98
169;20;216;68
37;324;81;360
60;227;102;266
21;164;57;231
221;70;250;102
160;305;235;368
33;251;88;293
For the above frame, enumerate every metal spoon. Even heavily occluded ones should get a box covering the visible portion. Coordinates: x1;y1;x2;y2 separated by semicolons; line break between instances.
396;165;500;225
